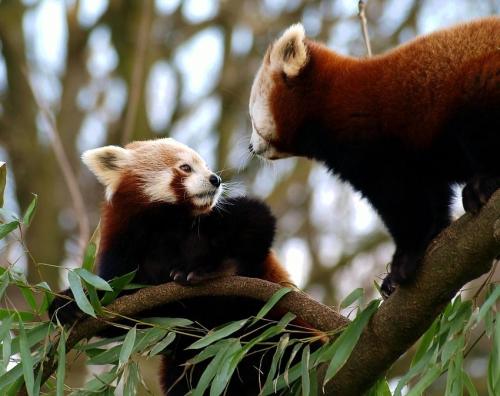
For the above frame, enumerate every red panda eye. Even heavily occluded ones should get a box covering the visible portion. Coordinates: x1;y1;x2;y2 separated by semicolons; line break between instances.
180;164;192;173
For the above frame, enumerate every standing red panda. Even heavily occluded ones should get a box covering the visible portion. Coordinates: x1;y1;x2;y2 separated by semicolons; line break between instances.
248;17;500;296
49;138;294;395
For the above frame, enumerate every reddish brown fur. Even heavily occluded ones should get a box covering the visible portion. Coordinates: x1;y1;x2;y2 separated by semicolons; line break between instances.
269;17;500;150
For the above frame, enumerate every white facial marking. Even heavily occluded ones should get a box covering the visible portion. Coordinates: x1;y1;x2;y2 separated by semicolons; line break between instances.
83;138;222;211
248;23;307;160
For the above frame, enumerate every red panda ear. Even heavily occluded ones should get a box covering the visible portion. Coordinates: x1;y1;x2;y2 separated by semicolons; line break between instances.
270;23;308;77
81;146;131;192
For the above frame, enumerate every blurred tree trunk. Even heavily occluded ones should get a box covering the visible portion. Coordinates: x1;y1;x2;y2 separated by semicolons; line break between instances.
0;3;66;285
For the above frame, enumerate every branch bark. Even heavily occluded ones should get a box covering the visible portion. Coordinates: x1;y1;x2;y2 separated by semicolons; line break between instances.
324;189;500;394
21;191;500;395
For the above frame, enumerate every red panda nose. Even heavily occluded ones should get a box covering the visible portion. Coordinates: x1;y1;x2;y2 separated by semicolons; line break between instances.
209;174;221;188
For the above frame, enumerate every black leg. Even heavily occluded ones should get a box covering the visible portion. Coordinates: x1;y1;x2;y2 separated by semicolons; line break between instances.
364;182;452;297
462;175;500;214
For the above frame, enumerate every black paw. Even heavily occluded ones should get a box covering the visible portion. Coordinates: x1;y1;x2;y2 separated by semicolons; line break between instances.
169;268;214;285
381;274;396;299
462;176;500;214
390;252;421;285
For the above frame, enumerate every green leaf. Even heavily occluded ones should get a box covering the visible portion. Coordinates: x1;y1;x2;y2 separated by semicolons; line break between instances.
22;194;37;226
487;311;500;396
69;368;118;395
192;340;235;396
322;300;380;385
100;270;137;305
1;323;53;357
56;330;66;396
68;270;95;318
87;345;122;365
284;343;303;388
366;377;392;396
0;363;23;390
123;361;139;396
86;284;103;316
209;340;243;396
188;319;248;350
142;317;193;329
18;319;34;396
411;318;438;367
82;242;97;272
149;332;176;356
0;162;6;208
74;268;112;291
133;328;168;354
119;327;137;365
340;288;364;309
262;334;290;393
0;315;13;375
301;345;311;396
406;365;441;396
462;370;479;396
0;272;9;301
0;221;19;240
188;341;228;365
253;287;292;323
478;284;500;324
0;310;35;322
19;287;37;312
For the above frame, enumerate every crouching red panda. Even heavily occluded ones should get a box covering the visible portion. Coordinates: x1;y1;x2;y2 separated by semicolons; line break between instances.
248;18;500;296
49;138;295;395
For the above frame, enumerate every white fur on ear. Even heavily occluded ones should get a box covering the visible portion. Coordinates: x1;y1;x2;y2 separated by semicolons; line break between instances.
82;146;131;198
270;23;308;77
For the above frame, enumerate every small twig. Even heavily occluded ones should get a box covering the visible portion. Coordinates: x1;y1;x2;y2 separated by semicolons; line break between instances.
25;72;90;256
358;1;372;57
121;0;154;145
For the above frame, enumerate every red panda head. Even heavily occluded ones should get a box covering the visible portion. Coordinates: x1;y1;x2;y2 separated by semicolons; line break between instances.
82;138;222;215
249;23;311;160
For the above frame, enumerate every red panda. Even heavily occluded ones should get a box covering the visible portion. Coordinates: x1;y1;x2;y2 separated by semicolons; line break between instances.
248;17;500;296
49;138;295;395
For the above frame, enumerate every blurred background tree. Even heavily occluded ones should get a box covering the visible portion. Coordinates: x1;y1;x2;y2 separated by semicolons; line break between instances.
0;0;498;394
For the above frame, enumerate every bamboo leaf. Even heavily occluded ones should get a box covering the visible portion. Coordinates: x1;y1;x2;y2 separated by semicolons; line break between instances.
56;330;66;396
0;221;19;240
252;287;292;323
192;340;234;396
82;242;97;272
123;362;139;396
340;288;364;309
0;272;9;301
406;365;441;396
262;334;290;392
119;327;137;365
322;300;380;385
68;270;95;318
301;345;311;396
18;319;34;396
74;268;112;291
87;345;121;365
0;315;13;375
209;340;242;396
22;194;37;226
149;332;176;356
188;319;247;350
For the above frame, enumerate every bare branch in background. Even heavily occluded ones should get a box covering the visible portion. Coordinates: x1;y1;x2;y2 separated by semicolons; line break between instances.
25;73;90;256
358;1;373;57
121;0;154;145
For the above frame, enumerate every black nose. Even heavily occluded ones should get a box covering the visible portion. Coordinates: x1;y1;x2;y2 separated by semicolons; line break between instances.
248;143;254;153
209;174;221;187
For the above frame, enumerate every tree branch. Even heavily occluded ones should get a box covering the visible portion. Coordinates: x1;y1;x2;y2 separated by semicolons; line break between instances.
324;189;500;395
27;277;348;394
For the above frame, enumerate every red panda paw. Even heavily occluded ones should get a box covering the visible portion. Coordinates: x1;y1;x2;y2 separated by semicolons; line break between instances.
380;274;396;299
169;268;221;285
382;252;422;298
462;175;500;214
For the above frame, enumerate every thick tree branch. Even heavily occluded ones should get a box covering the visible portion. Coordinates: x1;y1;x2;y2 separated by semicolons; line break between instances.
26;278;348;395
324;189;500;395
